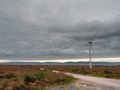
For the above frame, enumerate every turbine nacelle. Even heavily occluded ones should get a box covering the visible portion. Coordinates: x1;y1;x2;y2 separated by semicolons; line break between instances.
88;41;92;45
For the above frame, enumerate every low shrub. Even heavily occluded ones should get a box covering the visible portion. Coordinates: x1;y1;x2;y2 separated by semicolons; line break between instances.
35;73;46;80
104;70;112;74
24;74;36;83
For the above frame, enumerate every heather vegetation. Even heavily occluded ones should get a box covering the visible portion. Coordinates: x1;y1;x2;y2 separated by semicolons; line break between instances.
0;65;120;90
40;66;120;79
0;65;76;90
70;68;120;79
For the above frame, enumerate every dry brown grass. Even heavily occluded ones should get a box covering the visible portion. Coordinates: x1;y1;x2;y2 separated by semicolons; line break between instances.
0;65;76;90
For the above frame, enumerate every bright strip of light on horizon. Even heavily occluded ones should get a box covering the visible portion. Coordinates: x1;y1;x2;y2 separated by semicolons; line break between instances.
0;58;120;62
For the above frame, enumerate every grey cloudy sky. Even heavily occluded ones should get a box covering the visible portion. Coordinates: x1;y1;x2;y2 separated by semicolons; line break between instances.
0;0;120;61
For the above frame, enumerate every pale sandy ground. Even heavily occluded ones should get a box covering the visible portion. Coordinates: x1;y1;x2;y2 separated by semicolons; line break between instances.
47;80;118;90
47;71;120;90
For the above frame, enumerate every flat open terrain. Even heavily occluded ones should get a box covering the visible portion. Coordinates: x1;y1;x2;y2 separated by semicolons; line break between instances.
38;65;120;79
43;65;120;90
0;65;120;90
0;65;76;90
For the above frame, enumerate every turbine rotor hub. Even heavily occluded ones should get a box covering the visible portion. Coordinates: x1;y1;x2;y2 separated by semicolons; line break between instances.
88;41;92;45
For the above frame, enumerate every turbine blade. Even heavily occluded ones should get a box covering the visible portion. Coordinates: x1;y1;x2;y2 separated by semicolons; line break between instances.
91;32;98;42
91;45;95;57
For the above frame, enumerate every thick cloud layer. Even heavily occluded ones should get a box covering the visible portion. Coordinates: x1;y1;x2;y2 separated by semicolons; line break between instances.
0;0;120;60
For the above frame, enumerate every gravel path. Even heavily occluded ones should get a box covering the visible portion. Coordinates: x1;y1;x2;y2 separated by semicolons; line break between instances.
47;71;120;90
47;80;118;90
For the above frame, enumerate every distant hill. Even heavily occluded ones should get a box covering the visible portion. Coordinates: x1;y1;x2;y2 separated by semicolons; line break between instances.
0;61;120;66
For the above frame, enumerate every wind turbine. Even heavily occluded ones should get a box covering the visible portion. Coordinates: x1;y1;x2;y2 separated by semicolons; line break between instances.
88;32;97;69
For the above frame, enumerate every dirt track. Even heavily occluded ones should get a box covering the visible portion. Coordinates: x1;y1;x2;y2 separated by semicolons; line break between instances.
47;71;120;90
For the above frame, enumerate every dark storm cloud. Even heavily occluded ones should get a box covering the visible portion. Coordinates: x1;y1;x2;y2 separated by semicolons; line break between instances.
67;21;120;41
0;0;120;60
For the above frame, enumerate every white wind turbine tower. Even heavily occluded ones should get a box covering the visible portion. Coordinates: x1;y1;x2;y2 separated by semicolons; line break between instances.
88;32;97;69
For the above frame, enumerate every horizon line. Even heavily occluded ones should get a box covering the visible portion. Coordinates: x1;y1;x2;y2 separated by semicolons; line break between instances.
0;57;120;63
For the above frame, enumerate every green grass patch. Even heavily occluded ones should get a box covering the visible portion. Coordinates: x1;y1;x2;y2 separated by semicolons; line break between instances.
70;68;120;79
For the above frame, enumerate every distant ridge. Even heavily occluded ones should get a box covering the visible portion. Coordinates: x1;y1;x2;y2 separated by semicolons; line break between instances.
0;62;120;66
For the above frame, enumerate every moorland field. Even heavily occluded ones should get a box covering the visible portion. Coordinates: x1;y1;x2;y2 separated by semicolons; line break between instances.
0;65;120;90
